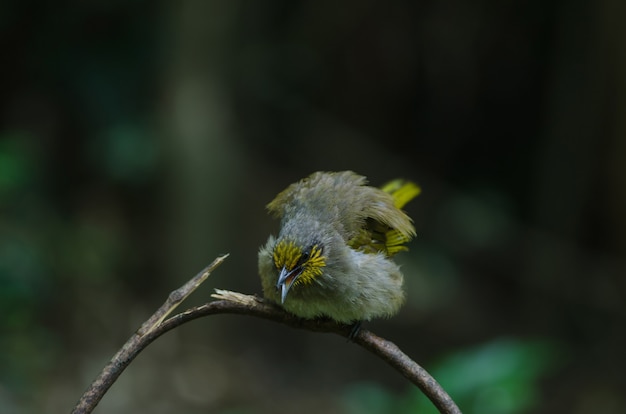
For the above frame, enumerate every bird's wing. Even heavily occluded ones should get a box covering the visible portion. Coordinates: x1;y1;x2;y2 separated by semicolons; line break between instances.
348;180;420;257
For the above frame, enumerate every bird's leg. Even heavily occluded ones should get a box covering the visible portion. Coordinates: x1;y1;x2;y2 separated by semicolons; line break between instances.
348;321;362;340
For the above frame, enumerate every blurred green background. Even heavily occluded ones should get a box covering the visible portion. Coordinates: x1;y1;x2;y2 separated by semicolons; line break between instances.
1;1;625;413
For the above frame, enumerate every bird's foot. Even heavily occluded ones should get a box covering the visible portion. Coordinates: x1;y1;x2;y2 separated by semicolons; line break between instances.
347;321;362;340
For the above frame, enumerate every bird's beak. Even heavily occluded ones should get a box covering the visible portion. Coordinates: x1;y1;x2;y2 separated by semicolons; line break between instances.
277;265;301;303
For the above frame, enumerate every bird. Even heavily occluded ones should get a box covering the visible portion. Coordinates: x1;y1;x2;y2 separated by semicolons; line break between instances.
258;171;420;324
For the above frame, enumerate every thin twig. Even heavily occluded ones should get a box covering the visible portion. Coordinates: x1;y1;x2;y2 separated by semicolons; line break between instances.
71;254;229;414
71;260;462;414
137;254;229;335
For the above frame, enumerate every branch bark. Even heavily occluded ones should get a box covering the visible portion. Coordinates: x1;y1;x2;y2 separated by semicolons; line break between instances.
71;258;461;414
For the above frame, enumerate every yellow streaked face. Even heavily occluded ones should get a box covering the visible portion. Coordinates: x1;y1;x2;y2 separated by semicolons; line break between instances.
273;239;326;302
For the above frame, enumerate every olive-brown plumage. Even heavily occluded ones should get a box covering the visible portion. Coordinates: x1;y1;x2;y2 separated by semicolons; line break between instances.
258;171;419;323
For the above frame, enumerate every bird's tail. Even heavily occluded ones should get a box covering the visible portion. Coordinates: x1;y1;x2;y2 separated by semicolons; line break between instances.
381;179;421;209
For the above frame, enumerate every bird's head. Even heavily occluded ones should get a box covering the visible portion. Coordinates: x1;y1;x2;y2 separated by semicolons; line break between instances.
272;239;326;303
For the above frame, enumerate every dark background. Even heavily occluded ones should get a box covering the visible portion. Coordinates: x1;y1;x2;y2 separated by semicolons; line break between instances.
1;1;624;413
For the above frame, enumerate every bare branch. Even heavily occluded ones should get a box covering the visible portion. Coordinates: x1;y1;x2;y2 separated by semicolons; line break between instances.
137;254;230;335
71;259;461;414
71;255;229;414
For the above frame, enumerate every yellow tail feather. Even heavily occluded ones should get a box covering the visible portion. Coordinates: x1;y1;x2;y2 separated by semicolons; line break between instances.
381;179;421;209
